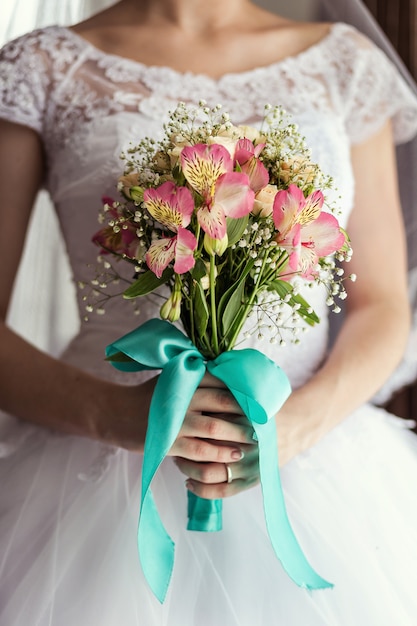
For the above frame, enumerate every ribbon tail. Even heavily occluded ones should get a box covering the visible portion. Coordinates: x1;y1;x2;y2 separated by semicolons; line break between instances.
254;419;333;590
137;487;175;603
138;355;205;602
207;348;333;591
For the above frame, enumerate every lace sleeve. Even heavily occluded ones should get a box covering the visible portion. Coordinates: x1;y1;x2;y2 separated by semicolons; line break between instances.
334;25;417;145
0;29;52;135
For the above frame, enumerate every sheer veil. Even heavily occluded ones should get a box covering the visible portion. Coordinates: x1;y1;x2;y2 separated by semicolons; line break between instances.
2;0;417;400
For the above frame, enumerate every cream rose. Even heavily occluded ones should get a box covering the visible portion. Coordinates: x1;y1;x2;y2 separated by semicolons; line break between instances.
168;134;192;167
167;146;183;168
237;124;265;145
217;124;242;139
279;157;317;185
252;184;278;217
206;135;239;158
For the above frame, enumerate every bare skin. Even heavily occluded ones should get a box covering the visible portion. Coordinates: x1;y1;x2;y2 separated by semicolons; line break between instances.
69;0;331;79
0;0;410;498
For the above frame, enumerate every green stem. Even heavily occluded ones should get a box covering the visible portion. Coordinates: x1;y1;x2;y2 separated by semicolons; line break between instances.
227;254;269;349
188;279;196;346
209;254;219;355
230;255;248;280
263;250;289;283
226;291;258;350
201;333;216;359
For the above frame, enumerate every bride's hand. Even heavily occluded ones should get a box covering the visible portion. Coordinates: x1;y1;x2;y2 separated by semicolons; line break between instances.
104;373;258;495
173;437;259;498
171;373;259;497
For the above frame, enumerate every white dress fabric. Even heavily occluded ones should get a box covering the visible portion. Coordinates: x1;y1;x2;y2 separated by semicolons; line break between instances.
1;23;417;626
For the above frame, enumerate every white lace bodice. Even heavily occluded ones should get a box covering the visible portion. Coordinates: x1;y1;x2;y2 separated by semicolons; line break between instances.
1;23;417;389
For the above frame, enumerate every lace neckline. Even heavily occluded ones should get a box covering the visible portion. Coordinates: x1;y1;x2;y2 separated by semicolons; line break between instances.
56;22;346;84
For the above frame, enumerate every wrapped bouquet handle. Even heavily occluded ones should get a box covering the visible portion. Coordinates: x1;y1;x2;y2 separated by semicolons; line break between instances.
106;318;332;602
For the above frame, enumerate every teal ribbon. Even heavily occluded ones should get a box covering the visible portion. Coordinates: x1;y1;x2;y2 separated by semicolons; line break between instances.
106;318;332;602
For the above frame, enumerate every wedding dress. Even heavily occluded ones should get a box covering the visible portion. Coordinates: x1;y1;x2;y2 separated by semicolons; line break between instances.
1;22;417;626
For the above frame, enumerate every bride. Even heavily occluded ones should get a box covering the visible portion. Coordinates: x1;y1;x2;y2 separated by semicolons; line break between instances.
1;0;417;624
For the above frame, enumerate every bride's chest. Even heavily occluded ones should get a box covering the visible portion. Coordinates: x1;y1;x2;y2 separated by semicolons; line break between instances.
43;58;355;228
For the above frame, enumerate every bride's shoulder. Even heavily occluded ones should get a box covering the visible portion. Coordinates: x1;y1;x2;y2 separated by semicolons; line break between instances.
278;21;334;46
0;26;66;70
266;19;377;66
0;24;83;59
252;19;335;66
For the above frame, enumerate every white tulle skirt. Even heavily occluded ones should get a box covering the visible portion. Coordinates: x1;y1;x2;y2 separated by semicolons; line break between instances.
1;404;417;626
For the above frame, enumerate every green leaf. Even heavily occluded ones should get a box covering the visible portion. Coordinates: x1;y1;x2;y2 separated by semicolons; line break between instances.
190;258;207;281
218;259;255;322
226;215;249;248
268;279;292;298
172;165;185;186
194;282;209;338
222;277;246;335
268;280;320;326
123;267;173;299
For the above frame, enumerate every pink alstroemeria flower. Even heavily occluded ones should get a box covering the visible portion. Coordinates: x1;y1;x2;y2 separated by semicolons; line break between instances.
273;184;346;279
180;143;255;239
143;181;197;277
234;138;269;193
92;197;139;259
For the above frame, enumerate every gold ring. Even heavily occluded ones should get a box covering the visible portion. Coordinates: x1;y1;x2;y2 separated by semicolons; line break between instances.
225;463;233;484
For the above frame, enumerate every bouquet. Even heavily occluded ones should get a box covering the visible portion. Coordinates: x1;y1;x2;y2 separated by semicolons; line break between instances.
91;102;351;601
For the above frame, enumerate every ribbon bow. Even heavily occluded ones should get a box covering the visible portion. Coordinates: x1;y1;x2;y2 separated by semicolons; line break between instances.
106;318;332;602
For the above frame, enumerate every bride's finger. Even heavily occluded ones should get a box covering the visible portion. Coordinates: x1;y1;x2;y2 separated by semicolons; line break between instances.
175;459;234;484
174;444;258;483
190;386;243;415
186;475;260;499
180;413;254;444
170;436;245;463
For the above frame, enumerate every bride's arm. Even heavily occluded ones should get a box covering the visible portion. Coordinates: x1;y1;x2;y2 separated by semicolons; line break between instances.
0;120;251;461
276;119;410;465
